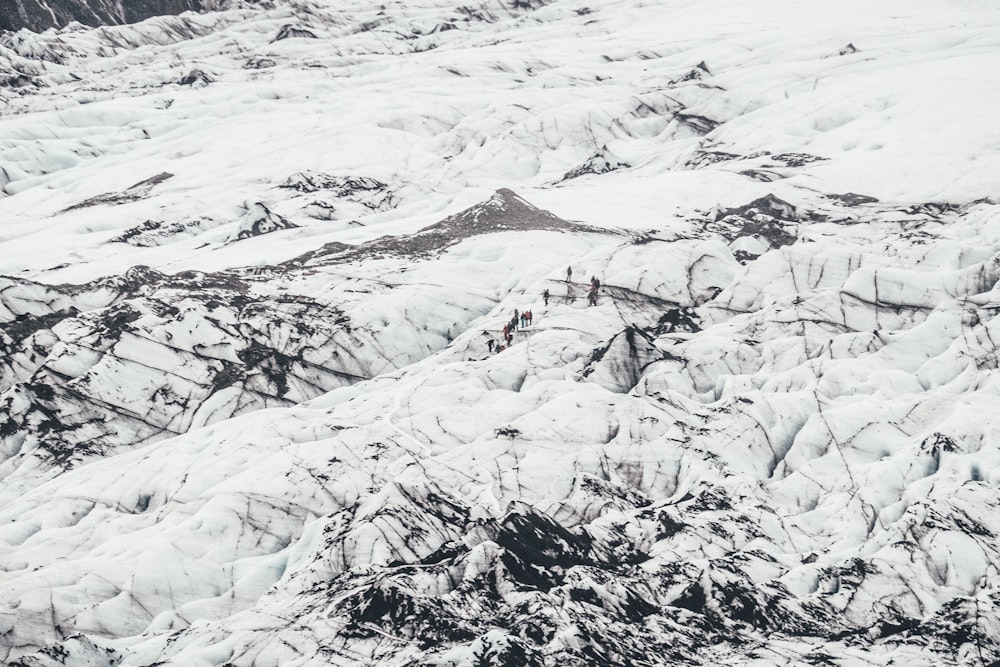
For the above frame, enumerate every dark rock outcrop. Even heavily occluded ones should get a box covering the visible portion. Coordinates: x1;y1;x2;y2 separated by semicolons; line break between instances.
1;0;204;33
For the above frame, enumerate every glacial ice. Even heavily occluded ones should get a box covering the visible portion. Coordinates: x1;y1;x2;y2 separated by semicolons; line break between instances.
1;0;1000;665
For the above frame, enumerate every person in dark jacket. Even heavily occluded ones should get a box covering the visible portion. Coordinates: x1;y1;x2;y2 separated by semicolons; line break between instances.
542;289;549;305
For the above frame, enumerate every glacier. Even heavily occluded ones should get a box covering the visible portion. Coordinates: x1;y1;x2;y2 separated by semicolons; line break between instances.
2;0;1000;665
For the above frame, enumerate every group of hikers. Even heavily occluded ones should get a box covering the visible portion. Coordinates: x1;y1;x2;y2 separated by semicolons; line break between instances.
539;267;600;306
487;308;534;353
567;265;603;305
485;267;603;354
587;274;601;306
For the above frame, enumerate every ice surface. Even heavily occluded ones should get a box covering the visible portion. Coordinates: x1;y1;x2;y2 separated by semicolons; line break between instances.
2;0;1000;665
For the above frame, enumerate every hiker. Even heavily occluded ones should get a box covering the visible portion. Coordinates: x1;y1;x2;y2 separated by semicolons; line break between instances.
591;275;600;289
520;312;527;328
588;285;598;306
487;339;495;353
566;266;573;282
506;330;513;345
502;323;509;339
526;310;532;325
542;289;549;306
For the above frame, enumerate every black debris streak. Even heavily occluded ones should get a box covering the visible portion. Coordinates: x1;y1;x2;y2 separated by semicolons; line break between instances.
0;263;371;470
279;173;389;200
0;308;78;350
825;192;880;206
278;172;394;213
61;172;173;212
273;25;318;42
667;60;711;85
653;306;700;335
244;56;277;69
178;68;213;85
767;153;828;168
901;202;962;217
582;325;665;392
686;149;743;168
676;112;718;134
286;188;621;267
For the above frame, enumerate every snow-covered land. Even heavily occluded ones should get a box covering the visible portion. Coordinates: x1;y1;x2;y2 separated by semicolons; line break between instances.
2;0;1000;664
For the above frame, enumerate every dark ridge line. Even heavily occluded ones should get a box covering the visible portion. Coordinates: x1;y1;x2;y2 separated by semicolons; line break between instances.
285;187;624;268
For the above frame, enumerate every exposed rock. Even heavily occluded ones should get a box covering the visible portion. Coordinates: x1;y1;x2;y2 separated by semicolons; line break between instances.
0;0;204;32
561;145;630;181
178;67;213;85
232;201;298;240
826;192;880;206
243;56;276;69
287;188;616;266
668;59;711;85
